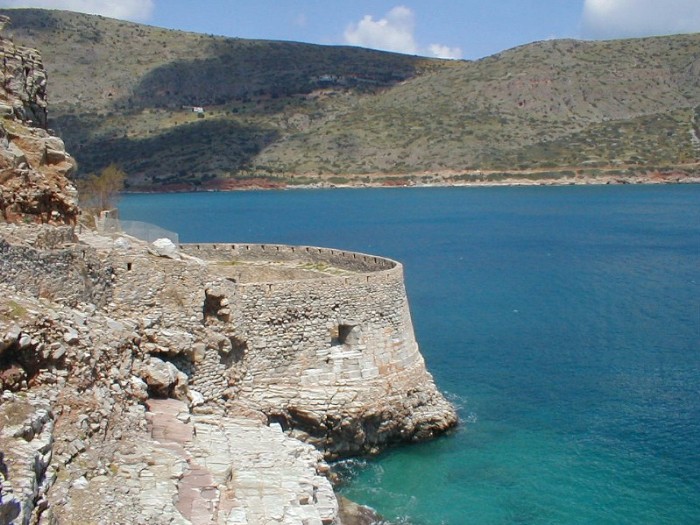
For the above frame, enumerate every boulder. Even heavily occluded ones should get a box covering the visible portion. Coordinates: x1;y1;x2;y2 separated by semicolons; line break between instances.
148;238;180;259
44;148;66;164
139;357;180;397
113;237;131;250
139;357;189;399
128;375;149;402
0;365;26;390
145;328;194;357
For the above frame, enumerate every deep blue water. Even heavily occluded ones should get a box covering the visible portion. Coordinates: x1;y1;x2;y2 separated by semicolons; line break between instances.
119;185;700;525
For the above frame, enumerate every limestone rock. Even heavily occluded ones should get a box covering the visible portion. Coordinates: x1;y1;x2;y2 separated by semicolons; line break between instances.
148;237;180;259
0;31;78;224
0;214;458;522
113;236;131;250
63;327;79;345
0;396;55;525
128;375;149;402
0;364;26;390
139;356;186;398
187;389;205;407
143;327;194;357
146;399;340;525
0;102;13;117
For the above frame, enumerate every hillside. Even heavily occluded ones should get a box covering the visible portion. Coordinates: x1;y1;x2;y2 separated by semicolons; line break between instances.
1;8;699;190
262;37;700;173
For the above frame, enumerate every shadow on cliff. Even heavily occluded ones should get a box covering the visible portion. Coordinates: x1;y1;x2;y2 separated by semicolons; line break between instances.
128;39;424;110
48;35;432;190
51;114;279;189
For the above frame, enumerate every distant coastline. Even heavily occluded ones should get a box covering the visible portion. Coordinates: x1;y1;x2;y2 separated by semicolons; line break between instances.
122;166;700;193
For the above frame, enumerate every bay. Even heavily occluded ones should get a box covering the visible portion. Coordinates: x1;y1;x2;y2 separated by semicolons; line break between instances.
119;185;700;525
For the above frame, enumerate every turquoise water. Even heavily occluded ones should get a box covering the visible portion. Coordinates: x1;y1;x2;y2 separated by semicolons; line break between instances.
119;185;700;525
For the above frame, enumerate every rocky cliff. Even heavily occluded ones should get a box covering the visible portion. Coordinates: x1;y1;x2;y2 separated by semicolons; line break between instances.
0;15;78;224
0;18;457;524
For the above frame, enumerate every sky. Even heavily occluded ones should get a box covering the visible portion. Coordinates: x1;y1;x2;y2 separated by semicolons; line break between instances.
1;0;700;59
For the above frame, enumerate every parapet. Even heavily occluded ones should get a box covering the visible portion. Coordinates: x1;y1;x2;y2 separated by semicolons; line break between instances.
180;242;397;275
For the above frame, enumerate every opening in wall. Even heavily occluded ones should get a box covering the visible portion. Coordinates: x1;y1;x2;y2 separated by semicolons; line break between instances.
330;323;360;346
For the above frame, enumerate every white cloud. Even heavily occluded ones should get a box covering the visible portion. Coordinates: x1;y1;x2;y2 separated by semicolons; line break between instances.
344;5;418;55
428;43;463;60
344;5;462;59
1;0;154;22
582;0;700;38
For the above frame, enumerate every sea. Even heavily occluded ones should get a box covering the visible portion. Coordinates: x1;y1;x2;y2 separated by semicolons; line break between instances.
118;184;700;525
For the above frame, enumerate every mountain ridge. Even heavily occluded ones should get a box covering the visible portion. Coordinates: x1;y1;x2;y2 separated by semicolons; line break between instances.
1;8;698;190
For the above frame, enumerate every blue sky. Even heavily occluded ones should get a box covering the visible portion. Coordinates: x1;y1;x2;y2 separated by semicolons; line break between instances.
2;0;700;59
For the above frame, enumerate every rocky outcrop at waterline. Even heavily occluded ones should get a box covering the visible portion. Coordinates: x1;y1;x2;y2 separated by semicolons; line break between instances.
0;223;457;523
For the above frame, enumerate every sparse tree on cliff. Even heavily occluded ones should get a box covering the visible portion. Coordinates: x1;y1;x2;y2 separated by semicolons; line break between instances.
78;163;126;215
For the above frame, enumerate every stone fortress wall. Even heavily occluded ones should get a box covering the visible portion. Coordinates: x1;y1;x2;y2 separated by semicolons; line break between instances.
181;242;396;272
180;243;456;457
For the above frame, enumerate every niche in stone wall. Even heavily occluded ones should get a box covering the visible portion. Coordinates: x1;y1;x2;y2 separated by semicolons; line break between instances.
203;286;231;324
220;335;247;366
330;323;361;346
220;335;248;393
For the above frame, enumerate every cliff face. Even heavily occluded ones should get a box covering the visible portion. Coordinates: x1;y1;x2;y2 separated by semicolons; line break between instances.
0;15;78;224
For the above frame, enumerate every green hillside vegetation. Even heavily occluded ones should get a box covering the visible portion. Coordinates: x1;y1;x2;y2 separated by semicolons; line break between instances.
2;8;699;190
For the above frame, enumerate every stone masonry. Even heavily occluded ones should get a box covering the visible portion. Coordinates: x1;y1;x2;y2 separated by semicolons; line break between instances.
181;244;457;458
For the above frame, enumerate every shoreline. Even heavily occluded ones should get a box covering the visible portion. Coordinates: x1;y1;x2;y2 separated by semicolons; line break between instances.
122;170;700;194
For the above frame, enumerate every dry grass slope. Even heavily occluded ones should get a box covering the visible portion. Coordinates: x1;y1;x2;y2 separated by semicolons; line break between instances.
2;8;699;189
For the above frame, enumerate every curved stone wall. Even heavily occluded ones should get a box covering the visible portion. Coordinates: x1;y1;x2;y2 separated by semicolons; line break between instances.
180;243;457;458
181;243;397;274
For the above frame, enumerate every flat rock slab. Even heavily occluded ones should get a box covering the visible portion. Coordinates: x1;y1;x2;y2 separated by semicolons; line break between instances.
146;399;339;524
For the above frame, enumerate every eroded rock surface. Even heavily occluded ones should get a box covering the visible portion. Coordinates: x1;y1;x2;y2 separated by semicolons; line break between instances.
147;399;337;525
0;393;54;525
0;17;78;224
